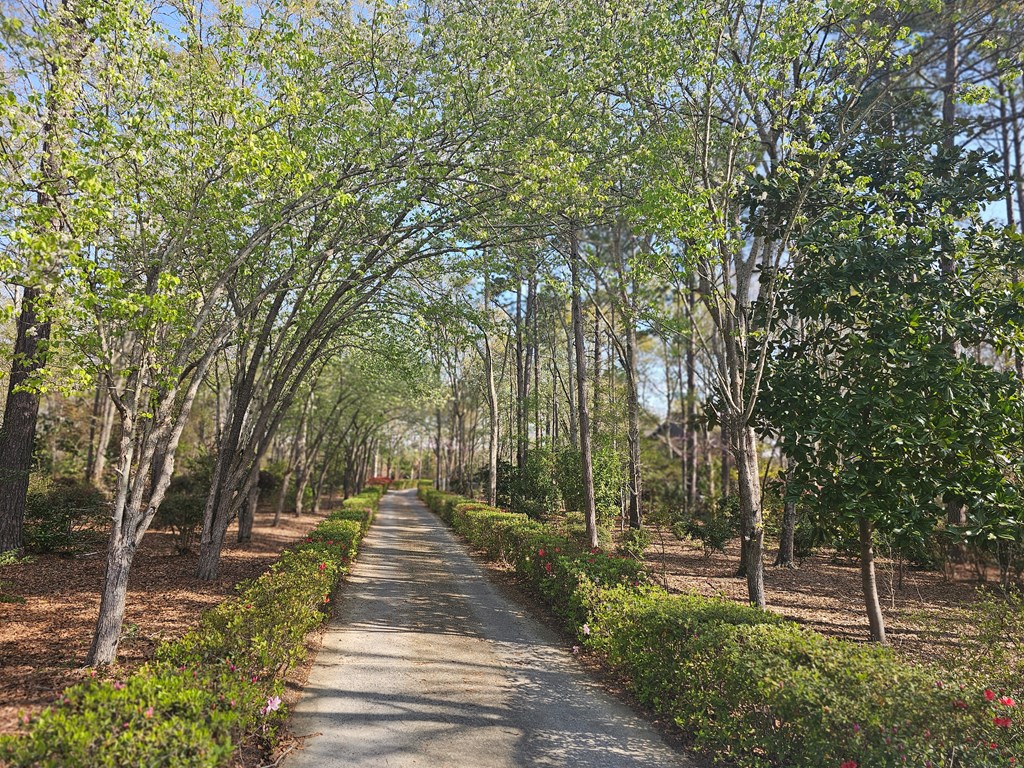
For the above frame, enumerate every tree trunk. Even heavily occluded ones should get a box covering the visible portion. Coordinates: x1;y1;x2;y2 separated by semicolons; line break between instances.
483;278;499;506
274;467;292;526
88;388;117;487
570;229;599;549
87;536;136;665
685;278;698;512
774;497;797;567
735;423;765;608
624;320;642;529
859;515;887;643
0;290;50;554
434;407;444;491
237;464;260;543
1;0;86;553
940;1;967;539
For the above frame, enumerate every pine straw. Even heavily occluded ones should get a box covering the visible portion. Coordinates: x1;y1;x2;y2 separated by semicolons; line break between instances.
0;505;331;736
641;528;998;664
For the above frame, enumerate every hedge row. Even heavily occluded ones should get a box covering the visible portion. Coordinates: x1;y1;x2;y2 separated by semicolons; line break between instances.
0;486;384;768
418;485;1023;768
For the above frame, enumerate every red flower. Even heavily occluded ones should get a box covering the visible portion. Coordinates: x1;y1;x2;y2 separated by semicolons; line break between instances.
538;548;546;557
953;699;968;710
985;689;997;701
994;716;1012;728
1000;696;1016;707
840;761;858;768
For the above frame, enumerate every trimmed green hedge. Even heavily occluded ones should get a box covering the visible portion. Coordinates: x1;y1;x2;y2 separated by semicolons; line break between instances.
419;487;1024;768
0;488;382;768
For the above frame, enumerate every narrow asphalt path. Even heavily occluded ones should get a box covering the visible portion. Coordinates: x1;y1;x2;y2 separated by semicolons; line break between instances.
285;488;694;768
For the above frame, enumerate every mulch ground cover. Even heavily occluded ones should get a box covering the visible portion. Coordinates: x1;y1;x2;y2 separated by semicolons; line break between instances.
0;505;330;736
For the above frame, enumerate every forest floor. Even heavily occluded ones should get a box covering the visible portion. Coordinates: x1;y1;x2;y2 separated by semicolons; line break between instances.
0;504;331;735
642;528;997;664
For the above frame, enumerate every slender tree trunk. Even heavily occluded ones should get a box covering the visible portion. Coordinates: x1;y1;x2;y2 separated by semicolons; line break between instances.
939;2;967;537
237;463;260;543
434;407;443;491
566;318;578;446
624;321;642;529
570;229;599;548
593;304;602;429
483;278;499;506
774;497;797;568
515;278;526;466
274;467;292;525
88;388;117;487
735;423;765;608
85;385;102;483
859;515;887;643
685;278;698;512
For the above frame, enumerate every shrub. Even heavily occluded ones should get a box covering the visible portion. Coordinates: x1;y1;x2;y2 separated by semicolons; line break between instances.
619;527;652;561
153;456;216;554
24;476;108;554
509;448;558;519
153;493;204;555
554;441;624;525
1;488;381;767
583;584;1023;767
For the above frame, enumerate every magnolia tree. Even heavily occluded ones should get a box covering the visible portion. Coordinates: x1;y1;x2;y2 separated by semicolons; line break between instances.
762;134;1024;642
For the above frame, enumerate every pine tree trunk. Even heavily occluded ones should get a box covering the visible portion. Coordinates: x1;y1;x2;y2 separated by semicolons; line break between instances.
1;0;86;553
859;515;887;643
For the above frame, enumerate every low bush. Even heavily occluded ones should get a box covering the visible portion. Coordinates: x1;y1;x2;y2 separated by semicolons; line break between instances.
418;486;1024;767
1;487;383;768
585;585;1022;767
152;457;216;555
24;476;108;554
